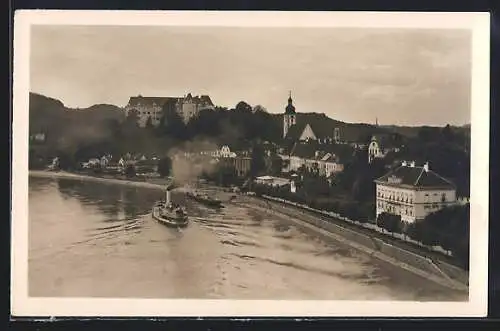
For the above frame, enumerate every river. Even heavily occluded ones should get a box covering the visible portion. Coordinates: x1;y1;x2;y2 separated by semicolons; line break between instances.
28;176;466;300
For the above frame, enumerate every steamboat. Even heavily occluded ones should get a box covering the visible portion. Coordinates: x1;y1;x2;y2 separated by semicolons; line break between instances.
152;185;189;228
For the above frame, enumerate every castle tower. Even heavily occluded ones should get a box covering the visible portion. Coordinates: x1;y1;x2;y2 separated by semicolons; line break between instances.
283;91;297;138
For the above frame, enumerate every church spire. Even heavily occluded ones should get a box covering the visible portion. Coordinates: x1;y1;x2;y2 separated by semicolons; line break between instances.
285;91;296;114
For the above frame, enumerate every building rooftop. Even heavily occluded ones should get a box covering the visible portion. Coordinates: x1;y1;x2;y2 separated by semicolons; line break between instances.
126;93;214;108
284;113;370;143
288;142;345;162
374;162;456;189
126;96;181;108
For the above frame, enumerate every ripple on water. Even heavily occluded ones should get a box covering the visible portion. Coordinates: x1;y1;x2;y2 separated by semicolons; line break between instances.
28;178;467;301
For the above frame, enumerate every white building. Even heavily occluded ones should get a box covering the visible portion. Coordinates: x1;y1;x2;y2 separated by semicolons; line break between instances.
368;134;401;163
198;145;237;159
374;161;457;223
212;145;236;158
279;142;344;178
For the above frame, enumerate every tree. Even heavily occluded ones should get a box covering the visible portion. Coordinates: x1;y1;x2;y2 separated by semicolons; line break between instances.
270;155;284;176
377;212;403;234
252;105;267;113
145;116;154;129
216;164;238;187
235;101;252;113
161;101;187;140
414;204;470;268
157;156;172;177
124;164;136;178
250;143;266;177
56;150;76;170
125;108;140;125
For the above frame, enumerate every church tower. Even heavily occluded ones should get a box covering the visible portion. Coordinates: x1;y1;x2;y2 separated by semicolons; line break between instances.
283;91;297;138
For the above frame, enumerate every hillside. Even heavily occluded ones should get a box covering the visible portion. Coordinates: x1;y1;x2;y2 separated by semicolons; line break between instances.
29;92;466;156
380;124;471;138
29;92;125;150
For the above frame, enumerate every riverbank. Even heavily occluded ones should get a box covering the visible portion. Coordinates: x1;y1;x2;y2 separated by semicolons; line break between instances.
29;170;468;293
235;195;468;292
29;170;167;190
28;170;238;202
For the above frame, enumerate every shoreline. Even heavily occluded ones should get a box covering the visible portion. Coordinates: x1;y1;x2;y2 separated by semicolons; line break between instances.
28;169;468;294
29;170;167;190
235;199;468;294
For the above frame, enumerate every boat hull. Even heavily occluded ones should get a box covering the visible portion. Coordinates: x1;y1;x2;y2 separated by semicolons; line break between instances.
186;193;223;208
152;206;188;228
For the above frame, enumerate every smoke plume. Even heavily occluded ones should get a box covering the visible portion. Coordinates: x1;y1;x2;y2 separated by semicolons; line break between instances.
167;138;220;187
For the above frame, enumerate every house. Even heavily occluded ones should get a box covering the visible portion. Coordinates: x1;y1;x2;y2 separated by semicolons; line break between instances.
212;145;237;158
48;157;59;170
233;155;252;177
374;161;457;223
30;132;46;143
317;152;345;177
279;142;345;178
124;92;215;127
217;154;252;178
368;134;401;163
100;155;111;168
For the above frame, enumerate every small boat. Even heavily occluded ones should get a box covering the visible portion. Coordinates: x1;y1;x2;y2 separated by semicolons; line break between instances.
152;185;189;228
186;190;223;208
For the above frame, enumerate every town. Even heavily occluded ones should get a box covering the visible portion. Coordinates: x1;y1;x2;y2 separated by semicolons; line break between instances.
28;90;471;270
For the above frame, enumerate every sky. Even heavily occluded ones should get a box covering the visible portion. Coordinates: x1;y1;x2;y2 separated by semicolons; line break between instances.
30;25;471;126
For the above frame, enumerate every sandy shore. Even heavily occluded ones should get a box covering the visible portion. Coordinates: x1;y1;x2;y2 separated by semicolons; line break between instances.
29;170;166;190
28;170;237;201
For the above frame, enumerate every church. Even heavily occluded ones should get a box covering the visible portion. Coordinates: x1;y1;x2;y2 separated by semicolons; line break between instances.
282;92;341;144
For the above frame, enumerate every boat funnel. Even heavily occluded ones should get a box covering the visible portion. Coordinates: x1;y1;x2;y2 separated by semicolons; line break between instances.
166;189;171;205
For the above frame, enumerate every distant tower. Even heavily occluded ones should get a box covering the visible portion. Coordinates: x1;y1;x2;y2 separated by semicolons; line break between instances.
375;117;378;126
283;91;297;138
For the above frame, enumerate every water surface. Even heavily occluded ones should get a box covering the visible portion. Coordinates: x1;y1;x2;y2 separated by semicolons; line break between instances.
28;176;466;300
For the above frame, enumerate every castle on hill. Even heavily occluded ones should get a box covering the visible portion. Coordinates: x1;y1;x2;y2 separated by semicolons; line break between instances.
124;92;215;127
